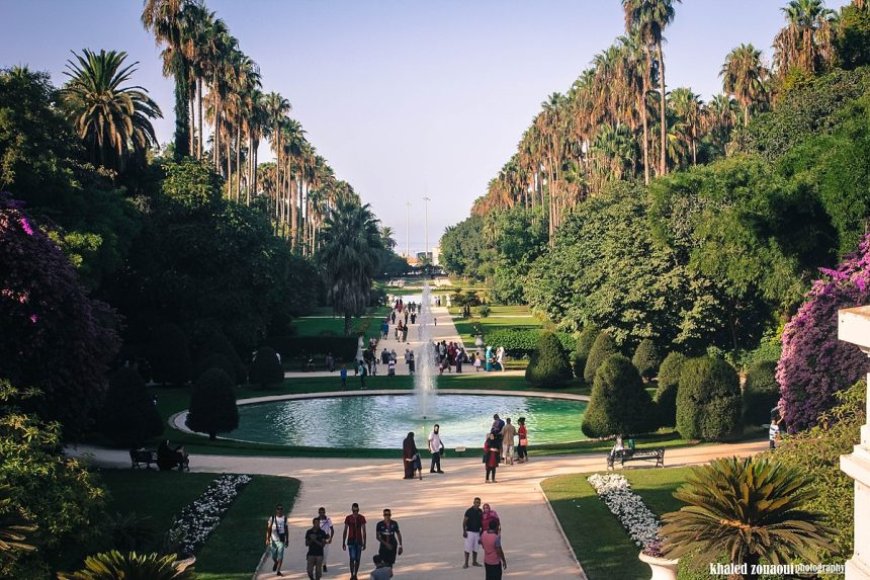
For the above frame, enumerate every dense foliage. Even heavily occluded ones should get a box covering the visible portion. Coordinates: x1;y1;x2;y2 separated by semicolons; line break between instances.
250;346;284;389
148;323;192;387
185;368;238;440
59;550;197;580
483;328;574;359
581;355;655;437
0;196;119;437
524;331;572;387
676;356;742;441
99;368;163;448
631;339;660;381
654;351;686;428
742;360;780;426
571;327;598;380
584;331;619;384
777;233;870;431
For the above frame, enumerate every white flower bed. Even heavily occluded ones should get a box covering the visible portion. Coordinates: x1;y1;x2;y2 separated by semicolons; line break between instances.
587;473;660;548
169;474;252;555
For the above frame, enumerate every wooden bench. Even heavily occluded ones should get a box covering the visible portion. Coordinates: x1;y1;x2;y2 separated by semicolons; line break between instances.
606;447;665;470
129;448;157;469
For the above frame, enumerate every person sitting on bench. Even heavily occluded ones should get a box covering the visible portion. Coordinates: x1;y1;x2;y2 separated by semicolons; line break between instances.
609;435;624;460
157;439;188;471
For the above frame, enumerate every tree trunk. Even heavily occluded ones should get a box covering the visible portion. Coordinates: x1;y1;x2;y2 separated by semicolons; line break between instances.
642;47;652;185
657;40;668;176
226;130;232;199
173;55;191;160
344;313;352;336
198;77;204;159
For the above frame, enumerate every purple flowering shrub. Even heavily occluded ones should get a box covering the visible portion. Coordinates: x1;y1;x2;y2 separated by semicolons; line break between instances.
0;194;119;437
777;233;870;431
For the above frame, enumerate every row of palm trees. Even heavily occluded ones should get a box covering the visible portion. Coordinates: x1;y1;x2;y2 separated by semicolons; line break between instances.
472;0;848;241
141;0;362;254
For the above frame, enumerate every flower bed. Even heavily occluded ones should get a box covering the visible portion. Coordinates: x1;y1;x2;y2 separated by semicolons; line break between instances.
169;474;252;555
587;472;660;549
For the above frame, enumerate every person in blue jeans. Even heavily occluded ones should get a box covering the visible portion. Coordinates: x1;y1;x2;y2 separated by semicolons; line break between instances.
340;365;347;388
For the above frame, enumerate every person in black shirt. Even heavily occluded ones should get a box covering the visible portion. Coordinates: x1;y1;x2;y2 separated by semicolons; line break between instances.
305;517;328;580
375;509;403;568
462;497;484;568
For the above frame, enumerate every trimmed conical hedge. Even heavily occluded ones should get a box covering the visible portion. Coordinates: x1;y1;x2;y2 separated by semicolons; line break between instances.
572;327;599;379
676;356;741;441
581;354;656;438
584;331;618;384
525;331;573;387
186;368;238;440
632;339;660;381
654;351;687;427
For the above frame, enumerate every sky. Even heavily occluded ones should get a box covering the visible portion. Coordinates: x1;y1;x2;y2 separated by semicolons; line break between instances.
3;0;851;256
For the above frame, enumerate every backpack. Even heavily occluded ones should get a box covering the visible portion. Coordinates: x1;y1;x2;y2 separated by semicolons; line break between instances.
270;514;288;543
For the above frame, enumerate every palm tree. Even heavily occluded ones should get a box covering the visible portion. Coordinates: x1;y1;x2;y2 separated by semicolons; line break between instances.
58;550;196;579
773;0;837;76
0;485;36;555
704;93;739;155
264;92;291;216
661;457;832;580
317;201;384;335
669;87;702;165
61;49;162;170
623;0;680;176
142;0;191;159
721;44;769;127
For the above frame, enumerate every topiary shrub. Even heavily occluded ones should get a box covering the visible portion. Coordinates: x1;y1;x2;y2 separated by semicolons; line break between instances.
250;346;284;389
676;356;742;441
99;368;163;448
478;305;491;318
484;329;574;358
195;353;239;385
581;355;656;437
185;368;238;440
191;325;244;383
572;327;599;379
148;323;191;386
743;360;781;426
584;331;618;384
655;352;687;428
778;233;870;431
525;331;572;387
632;339;661;381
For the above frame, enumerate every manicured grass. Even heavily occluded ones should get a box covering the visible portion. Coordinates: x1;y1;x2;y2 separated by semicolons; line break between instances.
451;304;545;347
196;475;300;580
290;306;390;341
541;466;694;580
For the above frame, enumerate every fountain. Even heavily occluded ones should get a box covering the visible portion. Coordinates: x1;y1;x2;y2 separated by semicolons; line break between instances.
413;280;437;418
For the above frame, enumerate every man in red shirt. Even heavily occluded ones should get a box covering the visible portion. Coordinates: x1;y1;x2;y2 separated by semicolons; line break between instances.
342;503;367;580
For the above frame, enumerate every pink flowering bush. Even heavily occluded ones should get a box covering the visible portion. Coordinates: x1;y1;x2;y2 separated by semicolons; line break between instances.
777;234;870;431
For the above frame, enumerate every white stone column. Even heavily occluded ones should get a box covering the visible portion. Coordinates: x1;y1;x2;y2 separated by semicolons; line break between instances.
838;306;870;580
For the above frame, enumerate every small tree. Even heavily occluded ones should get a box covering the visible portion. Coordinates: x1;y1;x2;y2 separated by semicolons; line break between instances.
99;368;163;448
582;355;656;438
743;360;780;426
632;339;661;381
584;331;618;384
572;327;598;379
676;356;742;441
655;352;687;427
185;368;238;440
525;331;572;387
192;325;244;383
149;323;191;386
251;346;284;389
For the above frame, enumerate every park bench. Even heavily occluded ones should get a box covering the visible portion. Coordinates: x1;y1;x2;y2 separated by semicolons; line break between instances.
606;447;665;470
129;448;157;469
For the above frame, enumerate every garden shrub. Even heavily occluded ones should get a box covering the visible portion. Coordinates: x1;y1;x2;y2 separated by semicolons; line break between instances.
478;304;491;318
655;352;687;428
191;324;244;383
742;360;780;426
148;323;191;386
584;331;618;384
572;327;598;379
777;233;870;431
676;356;742;441
581;355;656;437
251;346;284;389
632;339;661;381
185;368;238;440
525;331;573;387
195;353;239;385
99;368;163;448
484;329;574;358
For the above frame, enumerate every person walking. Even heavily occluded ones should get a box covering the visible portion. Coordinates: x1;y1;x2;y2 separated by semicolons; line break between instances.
317;507;334;572
484;433;499;483
402;432;422;480
496;346;505;372
501;418;516;466
769;415;782;450
340;365;348;388
305;517;328;580
479;519;507;580
375;509;403;569
342;503;367;580
265;504;289;576
462;497;484;568
428;424;445;474
516;417;528;463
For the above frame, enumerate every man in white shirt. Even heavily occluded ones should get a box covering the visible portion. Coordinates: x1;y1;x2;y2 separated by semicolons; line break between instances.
265;504;288;576
428;424;445;474
317;506;335;572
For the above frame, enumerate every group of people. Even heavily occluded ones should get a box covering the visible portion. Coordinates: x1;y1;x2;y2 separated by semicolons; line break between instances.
462;497;508;580
266;503;402;580
401;425;447;479
483;414;528;483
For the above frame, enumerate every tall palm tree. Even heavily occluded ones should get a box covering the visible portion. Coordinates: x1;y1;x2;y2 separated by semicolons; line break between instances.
623;0;680;176
317;201;383;335
704;93;739;155
661;457;832;580
61;49;162;170
264;92;291;218
142;0;191;159
721;44;769;127
773;0;837;76
669;87;702;165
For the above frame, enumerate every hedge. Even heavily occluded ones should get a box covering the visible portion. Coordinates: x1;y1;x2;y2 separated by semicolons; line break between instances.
743;360;781;426
483;329;574;358
525;331;573;387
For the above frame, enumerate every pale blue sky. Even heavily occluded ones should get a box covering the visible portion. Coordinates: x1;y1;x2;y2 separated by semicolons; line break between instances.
3;0;850;254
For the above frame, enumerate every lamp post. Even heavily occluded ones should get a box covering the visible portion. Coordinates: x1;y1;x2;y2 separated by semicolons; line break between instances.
406;201;411;259
423;196;431;263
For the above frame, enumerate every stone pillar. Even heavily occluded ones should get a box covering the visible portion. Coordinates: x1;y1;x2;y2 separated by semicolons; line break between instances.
838;306;870;580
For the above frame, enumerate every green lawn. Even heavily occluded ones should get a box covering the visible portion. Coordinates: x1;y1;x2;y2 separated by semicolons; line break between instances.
541;466;694;580
450;304;544;347
290;306;390;340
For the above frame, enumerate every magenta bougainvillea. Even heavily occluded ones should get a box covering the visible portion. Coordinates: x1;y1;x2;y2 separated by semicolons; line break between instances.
1;194;119;438
777;233;870;431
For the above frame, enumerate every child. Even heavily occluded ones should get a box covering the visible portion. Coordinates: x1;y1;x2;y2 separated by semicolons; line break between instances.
473;353;482;372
